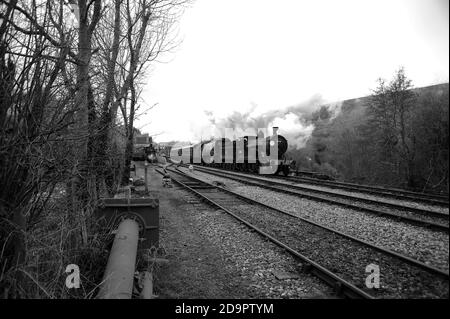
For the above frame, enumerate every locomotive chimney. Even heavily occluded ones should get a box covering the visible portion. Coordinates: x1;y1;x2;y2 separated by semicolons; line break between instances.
272;127;279;136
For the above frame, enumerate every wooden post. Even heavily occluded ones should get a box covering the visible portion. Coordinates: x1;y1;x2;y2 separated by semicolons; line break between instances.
144;162;148;193
140;271;154;299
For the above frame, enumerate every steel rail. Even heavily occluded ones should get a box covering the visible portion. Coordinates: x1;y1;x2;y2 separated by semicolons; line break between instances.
191;165;449;232
165;167;449;279
288;175;449;205
192;165;448;203
295;171;449;200
155;168;373;299
194;166;448;217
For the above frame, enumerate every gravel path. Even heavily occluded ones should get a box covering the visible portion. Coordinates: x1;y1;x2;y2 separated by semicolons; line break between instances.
148;165;333;298
182;168;449;273
191;206;334;298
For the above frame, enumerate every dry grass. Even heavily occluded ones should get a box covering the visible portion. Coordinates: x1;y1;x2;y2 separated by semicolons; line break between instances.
0;196;111;299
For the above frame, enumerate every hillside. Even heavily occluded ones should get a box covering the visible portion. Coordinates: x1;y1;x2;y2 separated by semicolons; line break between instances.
287;82;449;192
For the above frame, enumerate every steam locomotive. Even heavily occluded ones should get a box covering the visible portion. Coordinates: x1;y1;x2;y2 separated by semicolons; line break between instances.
170;127;293;175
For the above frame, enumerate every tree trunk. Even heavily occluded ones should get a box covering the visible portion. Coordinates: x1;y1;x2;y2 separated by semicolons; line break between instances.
121;84;136;185
69;0;101;246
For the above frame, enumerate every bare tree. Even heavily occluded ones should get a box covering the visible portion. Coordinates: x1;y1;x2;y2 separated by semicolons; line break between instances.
0;0;187;296
92;0;185;186
369;67;417;187
0;0;79;296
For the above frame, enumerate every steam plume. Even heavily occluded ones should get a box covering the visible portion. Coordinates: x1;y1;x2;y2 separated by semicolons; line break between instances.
202;94;336;149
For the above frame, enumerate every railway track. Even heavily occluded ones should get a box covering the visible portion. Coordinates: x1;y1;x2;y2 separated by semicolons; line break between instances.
289;174;449;205
157;167;449;298
198;166;448;205
189;165;449;232
294;170;449;200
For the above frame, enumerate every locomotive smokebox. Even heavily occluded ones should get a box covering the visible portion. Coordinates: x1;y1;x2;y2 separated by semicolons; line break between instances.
273;127;279;136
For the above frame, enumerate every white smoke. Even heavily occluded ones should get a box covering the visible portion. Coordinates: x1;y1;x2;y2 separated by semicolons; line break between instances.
199;94;330;149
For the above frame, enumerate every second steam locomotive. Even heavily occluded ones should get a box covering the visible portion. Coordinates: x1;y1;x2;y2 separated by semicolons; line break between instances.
170;127;293;175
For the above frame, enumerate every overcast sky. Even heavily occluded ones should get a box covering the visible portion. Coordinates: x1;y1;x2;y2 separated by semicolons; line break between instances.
137;0;449;143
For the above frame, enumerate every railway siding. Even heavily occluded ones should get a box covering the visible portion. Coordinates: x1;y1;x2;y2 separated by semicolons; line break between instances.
190;166;449;231
145;165;332;298
180;167;449;273
166;167;449;298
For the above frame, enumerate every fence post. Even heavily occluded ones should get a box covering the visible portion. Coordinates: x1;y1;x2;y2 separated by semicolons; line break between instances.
144;162;149;193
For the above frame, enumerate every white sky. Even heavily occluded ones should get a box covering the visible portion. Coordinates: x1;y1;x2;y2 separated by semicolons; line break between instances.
137;0;449;143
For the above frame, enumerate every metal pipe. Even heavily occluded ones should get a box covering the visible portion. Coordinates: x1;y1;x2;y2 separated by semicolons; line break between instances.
97;219;139;299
